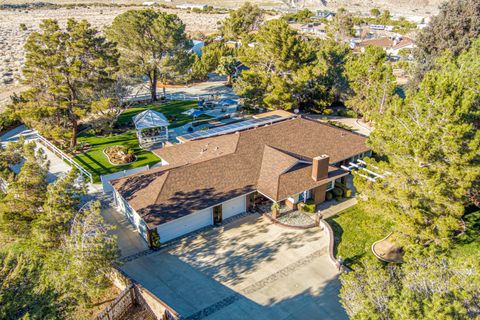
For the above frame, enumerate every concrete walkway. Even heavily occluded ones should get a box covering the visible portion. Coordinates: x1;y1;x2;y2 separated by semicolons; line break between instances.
101;205;149;258
0;125;72;183
317;198;358;219
308;115;373;137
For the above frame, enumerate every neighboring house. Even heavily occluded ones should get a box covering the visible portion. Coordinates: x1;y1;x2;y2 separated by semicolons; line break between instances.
111;113;370;247
355;36;416;56
314;10;336;21
299;23;327;38
176;3;207;9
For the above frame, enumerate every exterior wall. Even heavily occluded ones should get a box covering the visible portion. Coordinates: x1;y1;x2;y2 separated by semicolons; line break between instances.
114;191;149;242
312;184;327;204
285;198;298;210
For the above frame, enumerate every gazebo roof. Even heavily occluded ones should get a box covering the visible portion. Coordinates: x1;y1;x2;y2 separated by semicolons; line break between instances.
134;109;169;130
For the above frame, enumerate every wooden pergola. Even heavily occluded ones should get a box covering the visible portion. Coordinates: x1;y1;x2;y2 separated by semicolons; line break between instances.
133;109;170;147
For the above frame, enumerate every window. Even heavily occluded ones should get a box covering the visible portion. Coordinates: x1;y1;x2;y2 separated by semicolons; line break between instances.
326;180;335;191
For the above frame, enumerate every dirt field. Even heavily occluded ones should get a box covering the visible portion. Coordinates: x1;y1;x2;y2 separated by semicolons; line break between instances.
0;6;228;109
0;0;441;110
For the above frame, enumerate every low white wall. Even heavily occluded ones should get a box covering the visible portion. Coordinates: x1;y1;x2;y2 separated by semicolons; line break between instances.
101;165;150;193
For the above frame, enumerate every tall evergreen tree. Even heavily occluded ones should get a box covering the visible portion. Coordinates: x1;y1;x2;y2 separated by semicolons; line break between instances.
16;19;119;148
414;0;480;81
221;2;264;40
107;9;191;102
355;38;480;246
345;46;396;120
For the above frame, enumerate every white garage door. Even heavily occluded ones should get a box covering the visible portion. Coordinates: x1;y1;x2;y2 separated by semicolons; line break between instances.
156;207;213;243
222;195;246;220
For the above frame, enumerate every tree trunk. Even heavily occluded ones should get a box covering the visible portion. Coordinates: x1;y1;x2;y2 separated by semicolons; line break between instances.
70;119;78;148
227;74;232;86
151;69;158;102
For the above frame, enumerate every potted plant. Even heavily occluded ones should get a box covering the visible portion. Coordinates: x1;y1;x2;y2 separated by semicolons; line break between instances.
271;202;280;219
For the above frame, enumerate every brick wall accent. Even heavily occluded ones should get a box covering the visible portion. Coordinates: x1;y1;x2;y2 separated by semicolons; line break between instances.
312;184;327;204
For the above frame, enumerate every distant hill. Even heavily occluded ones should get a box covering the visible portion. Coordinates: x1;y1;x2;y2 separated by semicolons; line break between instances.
291;0;442;17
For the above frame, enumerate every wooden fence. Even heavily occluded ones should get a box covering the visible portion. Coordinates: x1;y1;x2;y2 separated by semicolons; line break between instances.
96;285;136;320
96;268;182;320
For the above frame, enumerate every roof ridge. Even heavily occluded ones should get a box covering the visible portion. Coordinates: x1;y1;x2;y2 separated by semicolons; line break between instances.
153;170;170;207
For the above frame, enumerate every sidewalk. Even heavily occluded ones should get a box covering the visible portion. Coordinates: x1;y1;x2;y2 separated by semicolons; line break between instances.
317;198;358;219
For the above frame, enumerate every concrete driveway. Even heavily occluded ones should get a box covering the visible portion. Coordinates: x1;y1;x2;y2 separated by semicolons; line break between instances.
101;206;149;258
120;214;347;320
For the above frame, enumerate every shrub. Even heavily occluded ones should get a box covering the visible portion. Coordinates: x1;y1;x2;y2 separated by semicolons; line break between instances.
0;110;21;135
337;108;358;118
326;191;333;201
323;108;334;115
19;23;27;31
301;199;316;213
335;196;342;202
345;189;353;198
332;187;344;197
150;229;161;248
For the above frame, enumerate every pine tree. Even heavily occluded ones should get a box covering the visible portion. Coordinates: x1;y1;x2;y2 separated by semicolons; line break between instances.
345;46;396;121
107;9;191;102
16;19;119;148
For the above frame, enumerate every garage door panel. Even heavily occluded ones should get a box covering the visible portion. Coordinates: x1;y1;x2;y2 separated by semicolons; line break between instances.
222;196;246;220
157;208;212;242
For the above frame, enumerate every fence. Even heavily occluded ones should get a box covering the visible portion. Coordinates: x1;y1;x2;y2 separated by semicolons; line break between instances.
97;268;182;320
35;134;93;184
96;285;136;320
100;165;150;193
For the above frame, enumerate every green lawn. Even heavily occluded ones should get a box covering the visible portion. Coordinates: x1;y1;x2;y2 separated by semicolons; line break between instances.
73;131;160;183
326;204;394;267
73;100;212;182
117;100;211;128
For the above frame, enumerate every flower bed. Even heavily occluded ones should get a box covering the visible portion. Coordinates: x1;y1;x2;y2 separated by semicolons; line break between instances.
103;145;136;165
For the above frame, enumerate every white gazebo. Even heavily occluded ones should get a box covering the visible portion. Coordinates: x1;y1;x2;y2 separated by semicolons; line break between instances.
133;109;170;147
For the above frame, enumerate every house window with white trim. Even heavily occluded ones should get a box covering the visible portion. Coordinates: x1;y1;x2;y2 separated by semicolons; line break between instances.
326;180;335;191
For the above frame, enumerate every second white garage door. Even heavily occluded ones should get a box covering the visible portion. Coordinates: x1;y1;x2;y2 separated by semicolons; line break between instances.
156;207;213;243
222;195;246;220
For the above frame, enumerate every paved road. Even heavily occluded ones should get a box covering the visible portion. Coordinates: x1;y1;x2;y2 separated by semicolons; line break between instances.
120;214;348;320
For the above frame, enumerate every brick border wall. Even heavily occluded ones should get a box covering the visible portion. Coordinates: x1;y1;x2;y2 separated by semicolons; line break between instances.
319;219;350;273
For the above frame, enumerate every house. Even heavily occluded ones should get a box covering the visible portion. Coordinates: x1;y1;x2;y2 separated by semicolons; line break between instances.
314;10;335;21
175;3;207;9
111;114;370;247
299;23;327;38
356;36;416;56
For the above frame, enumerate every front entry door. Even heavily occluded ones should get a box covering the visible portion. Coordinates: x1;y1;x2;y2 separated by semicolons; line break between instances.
213;205;222;225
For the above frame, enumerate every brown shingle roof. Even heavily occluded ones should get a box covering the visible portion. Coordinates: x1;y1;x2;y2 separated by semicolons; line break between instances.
111;116;369;228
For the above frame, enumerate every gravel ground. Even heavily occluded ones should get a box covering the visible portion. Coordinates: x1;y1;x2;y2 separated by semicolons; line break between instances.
0;6;227;110
275;210;316;227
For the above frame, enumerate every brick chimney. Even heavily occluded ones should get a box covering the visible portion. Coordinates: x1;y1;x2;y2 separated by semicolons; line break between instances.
312;155;329;181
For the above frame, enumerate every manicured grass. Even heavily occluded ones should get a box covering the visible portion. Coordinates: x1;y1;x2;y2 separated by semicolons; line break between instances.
72;100;215;182
117;100;211;128
452;210;480;258
73;130;160;183
326;204;394;267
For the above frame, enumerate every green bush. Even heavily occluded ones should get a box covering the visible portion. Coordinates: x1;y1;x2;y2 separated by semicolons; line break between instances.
337;108;358;118
332;187;344;197
326;191;333;201
345;189;353;198
0;111;21;135
335;196;342;202
301;199;316;213
150;229;161;248
323;108;334;115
